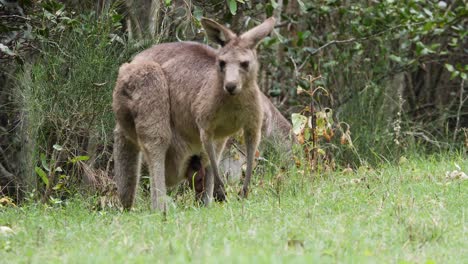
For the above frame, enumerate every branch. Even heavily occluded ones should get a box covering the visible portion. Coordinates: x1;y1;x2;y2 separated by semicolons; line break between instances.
308;38;356;55
0;15;30;21
274;21;290;28
0;162;15;182
307;21;427;56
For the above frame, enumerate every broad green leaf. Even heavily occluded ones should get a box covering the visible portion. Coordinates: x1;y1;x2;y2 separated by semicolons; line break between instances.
35;167;49;187
69;155;90;164
228;0;237;15
270;0;278;9
445;64;455;72
389;54;402;63
40;153;50;172
450;71;460;79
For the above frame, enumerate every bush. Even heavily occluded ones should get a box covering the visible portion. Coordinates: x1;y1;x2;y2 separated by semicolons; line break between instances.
16;2;131;200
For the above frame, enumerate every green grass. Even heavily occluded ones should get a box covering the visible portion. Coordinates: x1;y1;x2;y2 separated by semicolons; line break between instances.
1;155;467;263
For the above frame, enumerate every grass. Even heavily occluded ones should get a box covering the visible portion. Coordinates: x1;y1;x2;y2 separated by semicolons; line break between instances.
1;154;467;263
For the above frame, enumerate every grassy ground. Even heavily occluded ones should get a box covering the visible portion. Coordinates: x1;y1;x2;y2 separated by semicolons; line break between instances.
1;155;467;263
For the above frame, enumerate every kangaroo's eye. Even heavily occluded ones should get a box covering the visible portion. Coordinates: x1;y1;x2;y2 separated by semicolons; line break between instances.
219;60;226;70
240;61;249;70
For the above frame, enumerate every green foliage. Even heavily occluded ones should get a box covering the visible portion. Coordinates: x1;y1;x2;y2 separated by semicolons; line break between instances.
3;0;466;201
16;1;130;196
259;0;467;166
34;166;48;188
227;0;237;15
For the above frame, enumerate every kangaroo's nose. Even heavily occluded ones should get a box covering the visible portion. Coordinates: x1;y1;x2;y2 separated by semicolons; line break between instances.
225;83;237;94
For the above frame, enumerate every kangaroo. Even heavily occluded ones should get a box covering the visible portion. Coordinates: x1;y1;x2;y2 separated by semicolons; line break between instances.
112;17;276;211
188;93;295;196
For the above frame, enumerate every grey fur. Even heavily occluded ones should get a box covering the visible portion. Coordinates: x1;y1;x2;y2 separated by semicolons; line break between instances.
112;17;276;211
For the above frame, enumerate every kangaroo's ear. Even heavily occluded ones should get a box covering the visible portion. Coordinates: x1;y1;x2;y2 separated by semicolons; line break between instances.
240;17;276;49
201;18;237;47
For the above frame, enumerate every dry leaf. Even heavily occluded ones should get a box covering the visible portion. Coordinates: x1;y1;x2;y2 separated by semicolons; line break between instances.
0;226;15;236
0;197;16;207
445;170;468;180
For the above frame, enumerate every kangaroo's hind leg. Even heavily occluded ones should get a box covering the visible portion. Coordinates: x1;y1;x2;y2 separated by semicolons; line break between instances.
131;62;172;211
113;126;141;210
113;61;171;212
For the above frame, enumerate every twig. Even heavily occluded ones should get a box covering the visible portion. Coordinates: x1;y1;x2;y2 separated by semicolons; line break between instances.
404;131;450;148
230;141;246;157
307;38;357;55
0;162;15;182
274;21;290;28
298;54;311;72
0;15;30;21
42;40;72;58
307;21;427;56
289;55;298;78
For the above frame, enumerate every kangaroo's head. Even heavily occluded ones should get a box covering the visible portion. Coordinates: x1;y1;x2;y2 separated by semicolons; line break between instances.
201;17;276;95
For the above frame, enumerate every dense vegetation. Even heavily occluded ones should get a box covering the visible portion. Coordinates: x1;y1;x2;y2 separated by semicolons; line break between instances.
0;0;467;262
0;0;465;200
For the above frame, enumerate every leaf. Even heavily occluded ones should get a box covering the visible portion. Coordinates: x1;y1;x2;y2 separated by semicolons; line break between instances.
296;0;307;13
304;47;317;54
0;197;16;207
389;54;402;63
270;0;278;9
291;113;308;135
423;8;433;18
0;44;16;56
40;153;50;172
228;0;237;15
461;72;467;80
317;148;325;156
304;127;311;141
68;155;90;164
444;64;455;72
297;133;305;144
315;111;327;130
0;226;15;236
35;167;49;187
193;6;204;20
53;144;63;151
297;86;306;95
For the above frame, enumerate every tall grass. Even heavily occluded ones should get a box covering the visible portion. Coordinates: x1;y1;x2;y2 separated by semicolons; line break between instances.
16;9;134;196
